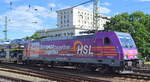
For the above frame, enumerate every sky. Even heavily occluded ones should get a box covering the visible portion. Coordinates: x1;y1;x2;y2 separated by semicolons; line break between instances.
0;0;149;40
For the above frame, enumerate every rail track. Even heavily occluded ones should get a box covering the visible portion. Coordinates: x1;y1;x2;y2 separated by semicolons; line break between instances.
0;63;150;82
0;75;30;82
133;67;150;75
118;73;150;80
0;63;106;82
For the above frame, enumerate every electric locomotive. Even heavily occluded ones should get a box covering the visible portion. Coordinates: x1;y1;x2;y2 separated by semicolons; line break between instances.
22;31;140;73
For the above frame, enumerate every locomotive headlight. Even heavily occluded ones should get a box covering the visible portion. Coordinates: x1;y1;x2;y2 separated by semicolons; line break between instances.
134;55;138;59
124;54;128;60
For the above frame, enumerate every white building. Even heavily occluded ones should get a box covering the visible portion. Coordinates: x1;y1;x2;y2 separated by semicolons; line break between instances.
57;7;110;30
36;7;111;38
37;27;91;38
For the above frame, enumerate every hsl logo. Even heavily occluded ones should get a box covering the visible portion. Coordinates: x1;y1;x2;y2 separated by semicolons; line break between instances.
73;41;93;55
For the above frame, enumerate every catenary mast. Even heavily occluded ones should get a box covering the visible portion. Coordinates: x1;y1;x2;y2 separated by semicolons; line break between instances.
93;0;99;31
4;16;8;40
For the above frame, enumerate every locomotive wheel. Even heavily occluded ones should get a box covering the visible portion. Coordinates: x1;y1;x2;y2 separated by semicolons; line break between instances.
50;61;54;68
77;64;97;72
89;67;97;71
97;65;112;74
13;61;17;64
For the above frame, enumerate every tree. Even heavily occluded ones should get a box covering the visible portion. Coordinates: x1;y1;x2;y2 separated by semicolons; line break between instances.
24;32;41;40
105;11;150;61
30;32;41;39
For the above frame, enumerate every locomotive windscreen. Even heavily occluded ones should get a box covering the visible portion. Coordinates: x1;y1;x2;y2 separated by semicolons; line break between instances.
116;32;136;49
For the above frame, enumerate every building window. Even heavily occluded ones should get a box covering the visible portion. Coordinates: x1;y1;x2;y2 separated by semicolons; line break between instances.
78;20;80;23
58;34;61;37
55;34;58;37
67;32;71;36
71;32;74;36
79;15;83;19
67;19;69;23
64;33;67;36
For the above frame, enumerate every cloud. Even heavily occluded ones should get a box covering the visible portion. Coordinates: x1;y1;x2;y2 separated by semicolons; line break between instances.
138;0;150;2
32;6;57;18
0;1;111;39
100;7;111;14
4;0;19;3
48;3;56;7
0;5;57;39
101;2;111;6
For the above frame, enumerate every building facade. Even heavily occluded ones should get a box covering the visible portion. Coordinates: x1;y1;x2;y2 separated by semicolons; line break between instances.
36;7;111;39
57;7;110;30
37;27;91;39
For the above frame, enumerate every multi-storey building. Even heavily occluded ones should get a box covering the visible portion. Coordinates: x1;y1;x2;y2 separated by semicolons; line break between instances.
36;7;111;38
57;7;110;30
57;8;93;29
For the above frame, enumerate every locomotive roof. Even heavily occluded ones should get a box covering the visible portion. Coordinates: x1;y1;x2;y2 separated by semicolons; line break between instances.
39;34;94;42
32;32;131;42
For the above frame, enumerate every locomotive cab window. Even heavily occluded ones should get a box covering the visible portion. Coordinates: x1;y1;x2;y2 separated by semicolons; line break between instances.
104;37;111;45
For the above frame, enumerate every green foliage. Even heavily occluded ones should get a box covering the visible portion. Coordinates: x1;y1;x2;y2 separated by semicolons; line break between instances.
105;11;150;61
24;32;41;40
30;32;41;39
